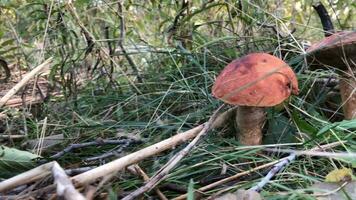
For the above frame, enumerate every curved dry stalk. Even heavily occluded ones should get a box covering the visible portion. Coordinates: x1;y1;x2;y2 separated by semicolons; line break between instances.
122;105;225;200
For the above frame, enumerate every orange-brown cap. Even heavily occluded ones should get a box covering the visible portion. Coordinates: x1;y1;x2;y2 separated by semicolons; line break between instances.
212;53;299;107
306;31;356;69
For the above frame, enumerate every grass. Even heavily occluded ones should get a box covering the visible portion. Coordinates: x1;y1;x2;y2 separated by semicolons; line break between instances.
1;0;355;199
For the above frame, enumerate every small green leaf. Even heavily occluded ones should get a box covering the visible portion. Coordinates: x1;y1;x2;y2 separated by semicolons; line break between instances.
292;111;318;135
0;146;40;178
0;39;15;47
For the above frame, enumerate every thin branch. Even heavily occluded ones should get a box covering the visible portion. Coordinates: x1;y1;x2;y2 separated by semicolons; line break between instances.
0;161;55;192
117;1;143;83
52;162;86;200
249;141;346;192
312;2;334;37
50;138;137;159
250;153;296;192
71;125;205;186
127;165;168;200
84;139;138;161
0;58;53;108
122;105;225;200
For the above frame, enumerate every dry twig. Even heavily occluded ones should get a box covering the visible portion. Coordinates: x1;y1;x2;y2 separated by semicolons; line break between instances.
122;105;225;200
127;165;168;200
0;58;53;108
50;138;137;159
52;162;86;200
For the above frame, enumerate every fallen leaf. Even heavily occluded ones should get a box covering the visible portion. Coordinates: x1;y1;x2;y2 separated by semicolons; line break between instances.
310;181;356;200
325;168;353;182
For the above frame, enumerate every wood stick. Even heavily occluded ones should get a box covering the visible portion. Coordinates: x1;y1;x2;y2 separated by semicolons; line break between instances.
4;96;44;107
0;58;53;108
0;125;204;193
52;162;86;200
122;105;224;200
172;160;279;200
0;161;55;192
130;165;168;200
71;125;204;186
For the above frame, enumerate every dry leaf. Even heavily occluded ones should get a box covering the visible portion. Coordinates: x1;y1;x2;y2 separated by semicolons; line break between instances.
325;168;353;182
310;181;356;200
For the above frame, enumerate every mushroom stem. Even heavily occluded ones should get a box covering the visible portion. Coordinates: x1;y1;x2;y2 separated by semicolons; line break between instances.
339;76;356;119
236;106;265;145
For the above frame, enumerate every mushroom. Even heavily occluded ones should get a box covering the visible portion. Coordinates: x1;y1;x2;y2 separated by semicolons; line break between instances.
306;31;356;119
212;53;299;145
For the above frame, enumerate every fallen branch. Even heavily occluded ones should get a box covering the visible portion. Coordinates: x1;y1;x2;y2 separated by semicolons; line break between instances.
0;161;55;192
250;153;296;192
84;138;137;162
0;58;53;108
52;162;86;200
50;138;138;159
122;105;224;200
3;96;44;107
71;124;204;186
127;165;168;200
249;141;346;192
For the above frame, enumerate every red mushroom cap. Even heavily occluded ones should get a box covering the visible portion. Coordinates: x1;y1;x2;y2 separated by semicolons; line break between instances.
306;31;356;69
212;53;299;107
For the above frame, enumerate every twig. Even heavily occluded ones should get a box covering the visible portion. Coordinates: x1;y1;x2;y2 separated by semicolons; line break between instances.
71;125;205;186
0;59;10;83
66;0;94;53
250;153;296;192
127;165;168;200
65;167;94;176
84;139;136;162
249;141;346;192
0;125;204;193
50;138;136;159
117;2;143;83
312;2;334;37
173;141;346;199
0;161;55;192
173;160;279;200
122;105;225;200
265;149;356;159
52;162;86;200
313;181;348;197
3;95;46;107
0;58;53;108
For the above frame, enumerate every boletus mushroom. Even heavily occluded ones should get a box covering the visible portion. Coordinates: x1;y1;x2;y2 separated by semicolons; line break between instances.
212;53;299;145
306;31;356;119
